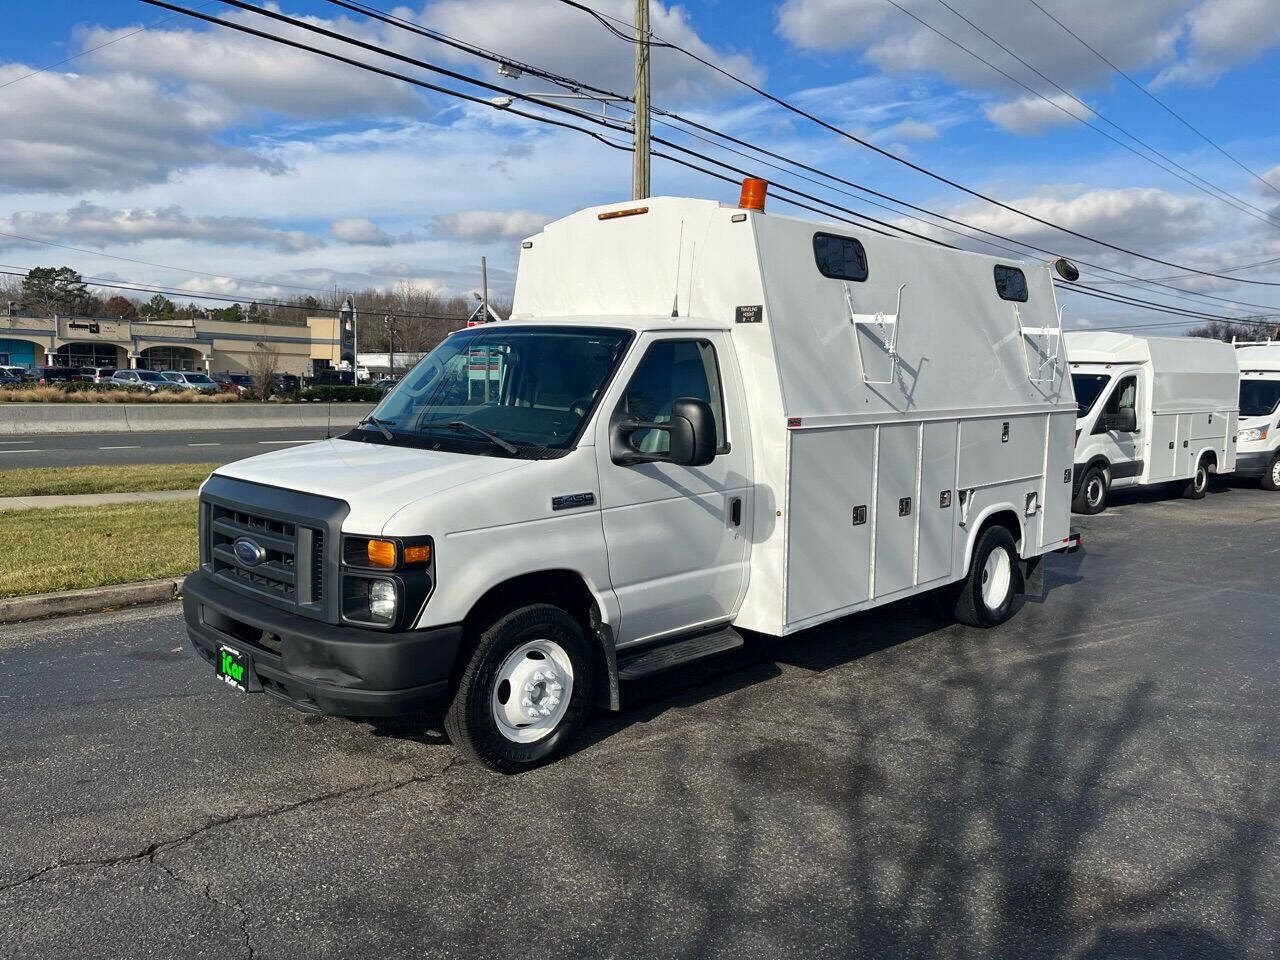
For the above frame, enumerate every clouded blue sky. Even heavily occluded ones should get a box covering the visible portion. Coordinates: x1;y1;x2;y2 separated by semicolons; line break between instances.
2;1;1279;329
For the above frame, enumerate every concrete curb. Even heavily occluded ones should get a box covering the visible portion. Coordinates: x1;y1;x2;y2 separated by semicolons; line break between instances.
0;577;183;624
0;489;199;511
0;402;376;436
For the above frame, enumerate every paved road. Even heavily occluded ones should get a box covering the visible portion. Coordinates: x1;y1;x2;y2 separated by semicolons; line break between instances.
2;485;1278;959
0;427;336;469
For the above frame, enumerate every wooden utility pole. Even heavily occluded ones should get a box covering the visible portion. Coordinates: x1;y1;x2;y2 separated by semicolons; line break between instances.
632;0;651;200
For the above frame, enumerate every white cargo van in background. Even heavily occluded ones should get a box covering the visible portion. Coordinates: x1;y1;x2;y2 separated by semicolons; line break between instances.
1234;340;1280;490
1066;332;1238;514
183;181;1081;772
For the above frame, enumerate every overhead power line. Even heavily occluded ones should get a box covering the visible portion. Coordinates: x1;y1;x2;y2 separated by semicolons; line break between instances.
321;0;1280;319
185;0;1280;327
920;0;1280;229
1025;0;1280;199
553;0;1280;287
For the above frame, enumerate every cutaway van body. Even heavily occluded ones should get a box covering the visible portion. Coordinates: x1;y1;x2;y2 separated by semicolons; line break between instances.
183;190;1080;772
1234;340;1280;490
1065;332;1238;513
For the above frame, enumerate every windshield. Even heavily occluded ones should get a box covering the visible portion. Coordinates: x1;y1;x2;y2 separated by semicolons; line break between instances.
1239;377;1280;418
137;370;168;382
346;325;633;456
1071;372;1111;417
187;374;215;385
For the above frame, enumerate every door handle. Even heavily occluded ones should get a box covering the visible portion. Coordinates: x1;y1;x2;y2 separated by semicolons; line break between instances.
730;496;742;527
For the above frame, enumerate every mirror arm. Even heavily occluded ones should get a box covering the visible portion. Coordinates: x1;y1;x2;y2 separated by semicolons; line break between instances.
612;418;674;465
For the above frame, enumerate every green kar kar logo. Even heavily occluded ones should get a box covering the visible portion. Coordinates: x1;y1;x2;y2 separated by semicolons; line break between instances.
220;649;246;685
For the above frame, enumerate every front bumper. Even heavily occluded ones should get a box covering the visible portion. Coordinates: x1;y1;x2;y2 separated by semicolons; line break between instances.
183;571;462;717
1233;449;1275;478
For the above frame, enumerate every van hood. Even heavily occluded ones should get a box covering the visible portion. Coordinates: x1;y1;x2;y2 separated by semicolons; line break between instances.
212;438;530;529
1239;413;1272;430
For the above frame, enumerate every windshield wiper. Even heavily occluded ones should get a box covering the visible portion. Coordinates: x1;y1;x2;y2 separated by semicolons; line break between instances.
359;415;395;440
444;419;518;454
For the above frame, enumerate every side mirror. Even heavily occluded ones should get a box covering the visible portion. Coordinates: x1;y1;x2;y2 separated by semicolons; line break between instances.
610;396;718;467
1105;407;1137;433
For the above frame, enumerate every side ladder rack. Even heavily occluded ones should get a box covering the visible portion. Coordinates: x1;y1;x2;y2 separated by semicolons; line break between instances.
1015;302;1063;384
847;282;906;386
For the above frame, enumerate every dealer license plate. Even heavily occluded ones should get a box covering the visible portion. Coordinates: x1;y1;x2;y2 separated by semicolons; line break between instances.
216;644;251;692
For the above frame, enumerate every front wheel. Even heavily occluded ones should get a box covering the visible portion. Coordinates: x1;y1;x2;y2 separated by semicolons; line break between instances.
951;525;1020;628
444;604;594;774
1181;457;1210;500
1072;466;1107;515
1262;453;1280;491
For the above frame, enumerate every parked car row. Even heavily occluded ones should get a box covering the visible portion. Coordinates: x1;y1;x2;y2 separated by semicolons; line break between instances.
0;366;302;395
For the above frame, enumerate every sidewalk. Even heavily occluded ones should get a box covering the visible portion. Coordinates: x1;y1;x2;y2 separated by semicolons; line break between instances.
0;489;199;511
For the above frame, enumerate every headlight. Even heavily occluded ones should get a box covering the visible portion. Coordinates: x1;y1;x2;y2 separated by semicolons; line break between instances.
369;580;397;621
1238;427;1267;442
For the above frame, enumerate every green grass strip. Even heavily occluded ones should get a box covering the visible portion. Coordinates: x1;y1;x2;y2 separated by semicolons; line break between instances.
0;463;219;499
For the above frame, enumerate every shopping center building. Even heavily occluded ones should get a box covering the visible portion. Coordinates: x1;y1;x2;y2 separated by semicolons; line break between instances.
0;312;339;375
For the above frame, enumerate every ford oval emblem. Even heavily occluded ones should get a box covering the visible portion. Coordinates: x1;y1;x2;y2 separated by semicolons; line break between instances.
233;537;267;567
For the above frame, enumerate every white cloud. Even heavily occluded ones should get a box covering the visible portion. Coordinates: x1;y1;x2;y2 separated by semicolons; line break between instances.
879;118;938;141
431;210;550;242
0;201;320;253
421;0;763;102
330;218;412;246
777;0;1280;101
985;93;1084;135
0;65;279;193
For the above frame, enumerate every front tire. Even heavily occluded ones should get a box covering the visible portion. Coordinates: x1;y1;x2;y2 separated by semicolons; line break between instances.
952;525;1020;628
1181;457;1210;500
1072;466;1107;515
444;604;593;774
1262;453;1280;492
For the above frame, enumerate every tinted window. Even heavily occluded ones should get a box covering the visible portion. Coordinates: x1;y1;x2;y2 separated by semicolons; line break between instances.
1239;379;1280;418
617;339;727;456
813;233;868;282
1071;373;1110;417
994;265;1029;302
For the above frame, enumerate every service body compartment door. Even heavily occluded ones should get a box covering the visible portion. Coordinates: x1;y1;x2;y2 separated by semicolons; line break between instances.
1039;412;1074;548
785;427;874;625
1148;414;1179;481
917;420;959;585
873;423;920;598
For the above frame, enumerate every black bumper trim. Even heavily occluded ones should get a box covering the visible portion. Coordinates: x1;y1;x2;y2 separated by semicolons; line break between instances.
1234;451;1274;478
184;571;461;717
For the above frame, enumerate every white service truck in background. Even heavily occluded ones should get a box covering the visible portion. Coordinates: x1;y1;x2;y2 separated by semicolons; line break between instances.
1065;332;1239;514
183;181;1081;772
1234;340;1280;490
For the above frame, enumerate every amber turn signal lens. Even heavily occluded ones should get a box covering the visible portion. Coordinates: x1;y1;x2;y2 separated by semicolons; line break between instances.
403;544;431;565
366;539;397;569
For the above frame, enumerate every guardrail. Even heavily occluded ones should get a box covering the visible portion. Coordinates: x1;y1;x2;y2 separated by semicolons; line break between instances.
0;402;378;436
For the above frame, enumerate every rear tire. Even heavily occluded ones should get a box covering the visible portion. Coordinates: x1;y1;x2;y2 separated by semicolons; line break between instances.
1262;453;1280;491
1181;457;1210;500
444;603;593;774
952;525;1020;628
1072;466;1107;515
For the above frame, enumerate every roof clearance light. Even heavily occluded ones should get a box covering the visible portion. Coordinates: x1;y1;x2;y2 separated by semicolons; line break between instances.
598;206;649;221
739;177;768;212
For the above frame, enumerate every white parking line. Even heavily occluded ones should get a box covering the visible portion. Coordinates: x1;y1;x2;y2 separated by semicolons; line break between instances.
0;449;44;454
98;445;141;450
256;440;311;445
187;442;221;447
0;440;34;445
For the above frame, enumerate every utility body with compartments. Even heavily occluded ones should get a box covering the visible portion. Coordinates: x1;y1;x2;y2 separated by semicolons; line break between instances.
1065;331;1239;514
1233;340;1280;490
182;183;1081;772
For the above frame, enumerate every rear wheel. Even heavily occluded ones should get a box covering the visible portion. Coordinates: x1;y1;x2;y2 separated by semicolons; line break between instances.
1072;466;1107;515
952;525;1020;628
1181;457;1210;500
444;603;593;774
1262;453;1280;491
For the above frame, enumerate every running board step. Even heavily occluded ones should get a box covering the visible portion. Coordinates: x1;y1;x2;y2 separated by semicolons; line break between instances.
617;626;745;681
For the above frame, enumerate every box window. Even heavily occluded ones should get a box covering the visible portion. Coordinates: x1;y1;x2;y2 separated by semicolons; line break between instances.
994;264;1029;302
813;233;869;282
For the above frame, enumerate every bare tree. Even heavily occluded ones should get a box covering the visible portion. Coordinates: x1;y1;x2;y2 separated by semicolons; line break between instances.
247;341;280;400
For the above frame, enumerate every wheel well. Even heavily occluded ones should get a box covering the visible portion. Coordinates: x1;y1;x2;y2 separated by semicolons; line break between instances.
458;570;613;707
977;509;1023;555
1086;456;1111;482
1199;450;1217;471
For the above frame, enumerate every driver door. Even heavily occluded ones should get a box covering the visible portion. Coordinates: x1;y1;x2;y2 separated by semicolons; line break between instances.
593;333;752;646
1093;373;1141;485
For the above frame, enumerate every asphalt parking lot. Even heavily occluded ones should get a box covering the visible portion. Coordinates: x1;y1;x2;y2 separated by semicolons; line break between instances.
2;482;1277;960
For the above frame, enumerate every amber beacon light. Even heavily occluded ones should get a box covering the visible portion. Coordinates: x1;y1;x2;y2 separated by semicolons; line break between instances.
738;177;768;212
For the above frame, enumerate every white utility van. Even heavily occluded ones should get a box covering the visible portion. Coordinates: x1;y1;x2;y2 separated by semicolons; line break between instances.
183;182;1081;772
1065;331;1239;514
1234;340;1280;490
